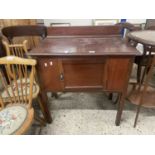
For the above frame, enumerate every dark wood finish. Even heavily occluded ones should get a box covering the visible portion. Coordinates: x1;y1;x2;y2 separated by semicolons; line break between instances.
0;35;9;83
47;25;122;36
0;35;6;57
117;22;141;32
36;56;135;92
30;36;140;56
48;23;141;36
28;25;140;126
106;57;133;91
62;57;106;91
36;58;63;91
1;25;47;51
2;25;47;43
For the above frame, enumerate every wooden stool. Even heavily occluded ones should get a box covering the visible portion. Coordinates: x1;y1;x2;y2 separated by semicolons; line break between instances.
128;55;155;127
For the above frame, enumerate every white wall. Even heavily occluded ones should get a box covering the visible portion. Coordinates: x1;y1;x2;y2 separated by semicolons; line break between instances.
44;19;147;26
44;19;93;26
126;19;146;24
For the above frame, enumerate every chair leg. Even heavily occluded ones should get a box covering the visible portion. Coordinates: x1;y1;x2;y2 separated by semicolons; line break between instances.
37;95;50;123
134;103;142;128
34;112;46;127
137;64;142;83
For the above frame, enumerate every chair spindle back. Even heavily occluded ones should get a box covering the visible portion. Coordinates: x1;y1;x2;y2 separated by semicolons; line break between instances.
0;56;36;109
2;40;28;58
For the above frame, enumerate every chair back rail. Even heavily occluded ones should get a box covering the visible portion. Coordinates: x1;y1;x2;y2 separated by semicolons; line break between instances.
2;40;31;77
145;19;155;30
2;25;47;49
2;25;47;40
2;40;28;57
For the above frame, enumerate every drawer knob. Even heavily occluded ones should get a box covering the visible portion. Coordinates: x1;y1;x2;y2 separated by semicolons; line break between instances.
50;61;53;66
60;73;64;81
44;63;48;67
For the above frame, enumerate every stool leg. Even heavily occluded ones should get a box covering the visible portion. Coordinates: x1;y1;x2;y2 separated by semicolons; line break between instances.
134;103;142;127
134;56;155;127
137;64;142;83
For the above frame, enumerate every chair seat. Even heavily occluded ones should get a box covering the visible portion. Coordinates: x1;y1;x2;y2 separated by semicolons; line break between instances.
0;105;30;135
1;78;40;101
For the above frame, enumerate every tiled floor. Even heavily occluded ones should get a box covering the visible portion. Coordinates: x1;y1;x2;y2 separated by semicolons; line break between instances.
29;91;155;135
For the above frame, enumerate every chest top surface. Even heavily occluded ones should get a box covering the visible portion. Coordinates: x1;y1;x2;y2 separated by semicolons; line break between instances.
29;36;140;56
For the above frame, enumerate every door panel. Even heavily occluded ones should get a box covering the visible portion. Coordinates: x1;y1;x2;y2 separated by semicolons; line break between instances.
37;58;63;91
62;58;106;90
106;57;133;91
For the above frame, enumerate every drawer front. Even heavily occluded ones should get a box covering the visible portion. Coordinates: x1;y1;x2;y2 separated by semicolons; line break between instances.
36;58;63;91
62;58;106;91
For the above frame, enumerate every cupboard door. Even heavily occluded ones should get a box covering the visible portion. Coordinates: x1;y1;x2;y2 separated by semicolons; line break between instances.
37;58;63;91
62;58;106;91
106;57;133;91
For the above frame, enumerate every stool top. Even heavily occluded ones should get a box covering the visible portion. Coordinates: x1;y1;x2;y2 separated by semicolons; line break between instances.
128;30;155;46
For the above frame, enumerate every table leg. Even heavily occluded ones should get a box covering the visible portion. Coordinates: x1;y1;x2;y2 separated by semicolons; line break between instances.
52;92;58;99
108;93;113;100
115;93;125;126
38;91;52;124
